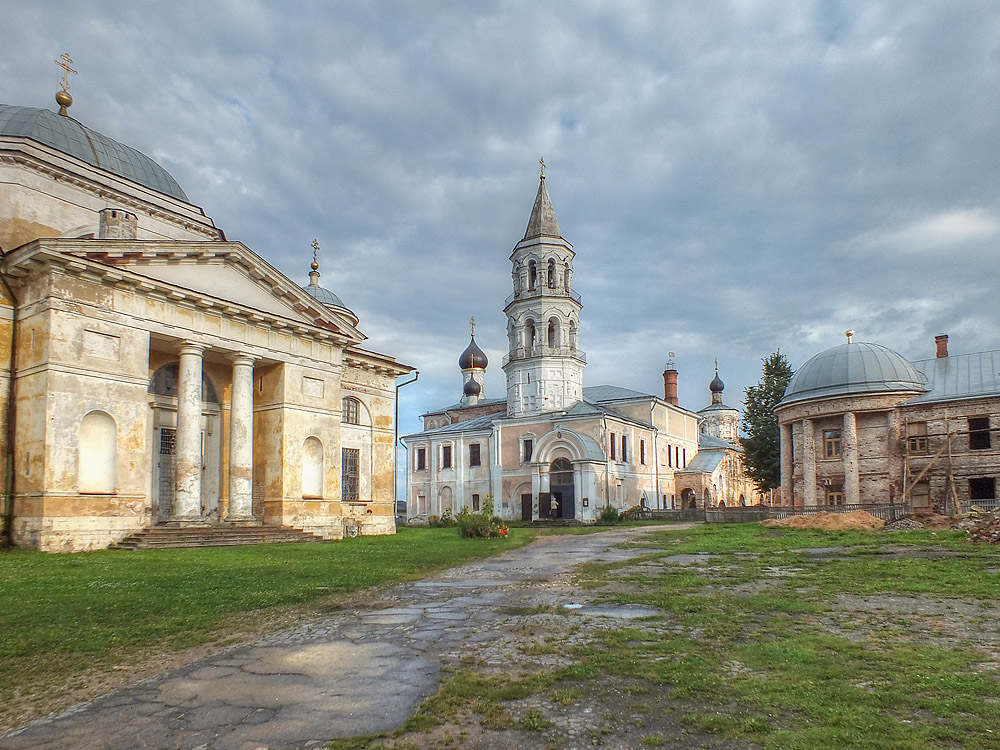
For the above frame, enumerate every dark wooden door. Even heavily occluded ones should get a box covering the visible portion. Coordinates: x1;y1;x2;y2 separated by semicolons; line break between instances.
521;493;532;521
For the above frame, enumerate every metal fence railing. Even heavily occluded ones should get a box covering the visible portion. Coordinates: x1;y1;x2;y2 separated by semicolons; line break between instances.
703;503;912;524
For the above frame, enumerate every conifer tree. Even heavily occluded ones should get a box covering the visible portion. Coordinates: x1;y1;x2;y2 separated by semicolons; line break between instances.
741;351;793;491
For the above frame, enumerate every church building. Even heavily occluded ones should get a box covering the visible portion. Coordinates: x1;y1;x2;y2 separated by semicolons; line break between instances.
0;84;411;551
404;165;761;522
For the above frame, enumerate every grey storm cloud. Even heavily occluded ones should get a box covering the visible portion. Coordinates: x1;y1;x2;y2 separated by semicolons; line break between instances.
3;0;999;437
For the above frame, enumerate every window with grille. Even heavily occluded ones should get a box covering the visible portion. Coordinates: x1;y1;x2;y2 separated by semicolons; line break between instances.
342;448;359;500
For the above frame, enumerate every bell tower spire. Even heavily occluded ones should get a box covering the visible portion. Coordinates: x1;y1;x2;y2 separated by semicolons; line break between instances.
502;162;585;417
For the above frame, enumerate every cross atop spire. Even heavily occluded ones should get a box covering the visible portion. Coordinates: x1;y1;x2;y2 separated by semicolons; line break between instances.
539;156;545;180
53;53;77;116
311;239;320;271
470;316;476;337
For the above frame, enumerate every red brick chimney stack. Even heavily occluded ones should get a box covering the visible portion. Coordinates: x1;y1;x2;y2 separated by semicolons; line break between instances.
663;365;679;406
935;334;949;359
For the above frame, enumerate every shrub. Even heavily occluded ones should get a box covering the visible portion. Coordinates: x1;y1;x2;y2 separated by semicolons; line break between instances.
598;504;622;525
428;509;457;528
458;504;508;539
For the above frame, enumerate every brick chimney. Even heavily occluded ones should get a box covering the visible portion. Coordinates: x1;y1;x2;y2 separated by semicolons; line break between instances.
935;334;949;359
663;365;679;406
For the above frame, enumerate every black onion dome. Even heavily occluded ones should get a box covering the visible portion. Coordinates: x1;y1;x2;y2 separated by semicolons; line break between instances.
464;378;482;396
459;336;488;370
710;373;725;393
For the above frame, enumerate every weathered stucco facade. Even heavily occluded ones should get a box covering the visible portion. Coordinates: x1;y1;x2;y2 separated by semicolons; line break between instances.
0;98;410;551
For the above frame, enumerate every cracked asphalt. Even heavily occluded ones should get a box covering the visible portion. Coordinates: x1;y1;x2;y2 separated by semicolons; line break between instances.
0;525;681;750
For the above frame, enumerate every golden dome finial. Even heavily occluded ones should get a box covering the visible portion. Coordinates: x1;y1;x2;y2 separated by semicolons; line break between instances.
310;239;320;271
54;53;77;116
539;156;546;180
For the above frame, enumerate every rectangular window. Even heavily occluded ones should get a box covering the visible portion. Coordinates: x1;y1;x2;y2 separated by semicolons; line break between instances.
826;485;845;506
907;422;928;454
621;435;628;462
640;439;646;465
969;417;991;450
472;493;480;511
667;444;672;468
442;445;452;468
342;448;360;501
970;477;996;500
416;447;426;471
469;443;481;467
610;433;616;460
824;429;842;458
523;439;533;463
682;447;686;467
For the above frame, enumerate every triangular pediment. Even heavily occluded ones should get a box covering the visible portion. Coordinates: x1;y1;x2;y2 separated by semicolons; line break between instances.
18;240;364;342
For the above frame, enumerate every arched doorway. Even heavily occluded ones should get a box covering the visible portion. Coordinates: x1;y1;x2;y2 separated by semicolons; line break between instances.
549;458;575;519
681;488;697;509
148;362;221;523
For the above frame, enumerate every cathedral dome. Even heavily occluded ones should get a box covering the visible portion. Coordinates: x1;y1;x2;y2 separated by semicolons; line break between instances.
710;372;725;393
463;378;482;397
0;104;188;201
781;341;926;406
459;336;488;370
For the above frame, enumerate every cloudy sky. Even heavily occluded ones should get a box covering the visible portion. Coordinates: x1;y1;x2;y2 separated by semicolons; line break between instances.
4;2;1000;439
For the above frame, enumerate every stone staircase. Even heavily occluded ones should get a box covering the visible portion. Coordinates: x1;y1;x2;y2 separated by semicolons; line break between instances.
530;518;585;528
115;524;326;550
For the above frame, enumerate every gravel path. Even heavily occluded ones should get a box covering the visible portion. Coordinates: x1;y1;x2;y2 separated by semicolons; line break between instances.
0;526;683;750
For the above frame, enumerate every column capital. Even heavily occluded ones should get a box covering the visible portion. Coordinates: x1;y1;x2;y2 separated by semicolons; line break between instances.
179;341;210;357
230;352;257;368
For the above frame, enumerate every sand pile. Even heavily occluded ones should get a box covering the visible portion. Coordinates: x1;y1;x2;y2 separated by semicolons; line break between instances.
762;510;885;531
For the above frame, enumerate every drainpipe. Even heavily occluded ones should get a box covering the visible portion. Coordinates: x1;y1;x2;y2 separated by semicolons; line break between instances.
0;260;18;548
651;402;660;510
393;371;419;512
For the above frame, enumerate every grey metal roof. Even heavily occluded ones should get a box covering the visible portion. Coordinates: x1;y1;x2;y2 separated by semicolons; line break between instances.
583;385;653;402
406;413;498;439
677;448;725;474
522;175;561;239
780;341;926;406
0;104;188;200
421;397;506;417
302;283;347;308
699;433;739;451
699;402;739;414
907;351;1000;405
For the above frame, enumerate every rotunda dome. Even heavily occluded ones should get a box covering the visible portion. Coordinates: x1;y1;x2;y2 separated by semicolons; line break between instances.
781;341;926;406
459;336;488;370
0;103;188;201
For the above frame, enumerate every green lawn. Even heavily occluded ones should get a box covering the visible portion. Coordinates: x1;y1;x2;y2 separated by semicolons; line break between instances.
0;526;540;727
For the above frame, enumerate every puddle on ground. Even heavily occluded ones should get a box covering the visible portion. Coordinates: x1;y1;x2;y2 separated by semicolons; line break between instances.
563;603;659;618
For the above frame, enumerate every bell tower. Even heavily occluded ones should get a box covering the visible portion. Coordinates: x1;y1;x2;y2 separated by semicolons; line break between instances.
502;161;585;417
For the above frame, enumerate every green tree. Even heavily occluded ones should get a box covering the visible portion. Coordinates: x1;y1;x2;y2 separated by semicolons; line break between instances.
742;350;793;491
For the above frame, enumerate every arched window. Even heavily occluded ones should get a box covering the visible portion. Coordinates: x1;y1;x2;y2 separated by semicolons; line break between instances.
569;321;578;349
547;318;559;349
342;397;360;425
547;258;556;288
148;362;219;403
525;320;536;356
302;436;324;498
564;262;571;292
79;411;117;493
440;486;453;515
528;260;537;290
550;458;573;486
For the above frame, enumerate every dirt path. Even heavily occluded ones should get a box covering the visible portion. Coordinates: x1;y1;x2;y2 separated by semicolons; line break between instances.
0;526;684;750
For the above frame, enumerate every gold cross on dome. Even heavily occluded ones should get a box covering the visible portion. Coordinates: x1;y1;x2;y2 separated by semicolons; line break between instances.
311;239;320;262
539;157;545;179
54;53;77;92
470;316;476;337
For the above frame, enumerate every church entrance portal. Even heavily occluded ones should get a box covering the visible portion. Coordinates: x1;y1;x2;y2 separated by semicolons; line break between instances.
149;363;222;523
549;458;575;520
521;493;532;521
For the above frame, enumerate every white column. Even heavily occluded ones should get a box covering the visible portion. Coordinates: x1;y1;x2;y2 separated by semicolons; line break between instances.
843;411;860;504
174;342;208;521
780;422;793;506
802;418;817;508
227;353;256;521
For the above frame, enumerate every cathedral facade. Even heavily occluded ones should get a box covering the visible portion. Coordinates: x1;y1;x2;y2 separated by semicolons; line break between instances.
0;92;411;551
404;168;759;522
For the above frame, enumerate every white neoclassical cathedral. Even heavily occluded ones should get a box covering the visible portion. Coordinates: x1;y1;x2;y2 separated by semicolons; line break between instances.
0;85;411;551
404;166;761;522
